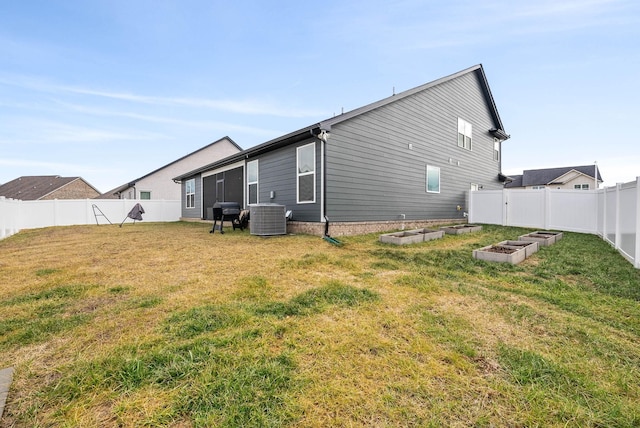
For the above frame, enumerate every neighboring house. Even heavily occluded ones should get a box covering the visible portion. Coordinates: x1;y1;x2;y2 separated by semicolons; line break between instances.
100;136;242;200
505;165;603;190
173;64;511;234
0;176;101;200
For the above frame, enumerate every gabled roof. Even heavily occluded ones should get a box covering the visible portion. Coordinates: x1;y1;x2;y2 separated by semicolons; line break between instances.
506;175;523;187
319;64;507;135
106;136;242;196
174;64;507;182
0;176;99;200
505;165;603;188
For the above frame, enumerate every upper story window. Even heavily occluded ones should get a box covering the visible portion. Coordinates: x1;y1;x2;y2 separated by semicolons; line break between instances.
493;139;500;161
247;160;259;205
185;179;195;208
574;184;589;190
297;143;316;203
457;118;472;150
532;185;545;190
140;191;151;200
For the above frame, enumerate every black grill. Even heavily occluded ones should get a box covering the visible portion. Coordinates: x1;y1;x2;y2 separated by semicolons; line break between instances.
210;201;245;234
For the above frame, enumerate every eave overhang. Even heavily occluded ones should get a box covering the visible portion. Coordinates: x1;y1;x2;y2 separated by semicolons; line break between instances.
490;128;510;141
498;172;513;183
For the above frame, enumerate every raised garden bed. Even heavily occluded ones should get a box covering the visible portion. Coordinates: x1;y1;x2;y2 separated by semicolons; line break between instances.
379;228;445;245
473;243;527;264
379;231;424;245
441;224;482;235
497;240;539;257
406;228;444;242
518;231;563;247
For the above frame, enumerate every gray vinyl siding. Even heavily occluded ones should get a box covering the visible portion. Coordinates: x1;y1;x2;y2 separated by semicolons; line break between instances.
250;137;321;222
325;70;502;222
180;174;202;219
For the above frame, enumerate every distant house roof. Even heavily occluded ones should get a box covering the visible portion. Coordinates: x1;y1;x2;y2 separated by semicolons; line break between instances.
174;64;509;182
505;165;603;188
0;176;100;200
102;136;242;197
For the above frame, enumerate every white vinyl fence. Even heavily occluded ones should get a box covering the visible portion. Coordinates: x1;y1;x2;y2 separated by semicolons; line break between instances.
469;177;640;269
0;197;181;240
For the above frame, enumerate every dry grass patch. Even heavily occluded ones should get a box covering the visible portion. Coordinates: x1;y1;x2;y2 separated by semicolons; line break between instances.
1;222;640;427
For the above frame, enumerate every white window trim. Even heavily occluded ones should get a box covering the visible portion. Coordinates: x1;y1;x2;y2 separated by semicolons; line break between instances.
247;160;259;205
426;165;440;193
494;139;500;161
297;142;316;204
185;179;195;209
457;118;472;151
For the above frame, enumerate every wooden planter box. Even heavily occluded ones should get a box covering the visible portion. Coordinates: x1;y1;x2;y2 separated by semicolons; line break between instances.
473;243;527;265
406;228;445;242
518;231;562;247
379;231;424;245
497;240;539;257
441;224;483;235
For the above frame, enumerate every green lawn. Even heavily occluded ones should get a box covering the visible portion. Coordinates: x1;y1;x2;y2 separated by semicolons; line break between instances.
1;222;639;427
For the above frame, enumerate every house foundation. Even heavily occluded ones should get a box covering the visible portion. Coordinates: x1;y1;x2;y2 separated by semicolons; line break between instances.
287;219;463;237
181;217;464;237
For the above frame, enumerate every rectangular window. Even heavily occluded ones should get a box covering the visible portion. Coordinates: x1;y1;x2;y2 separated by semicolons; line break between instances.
574;184;589;190
457;118;472;150
532;185;545;189
297;143;316;203
247;160;259;205
140;191;151;200
493;139;500;161
426;165;440;193
185;179;195;208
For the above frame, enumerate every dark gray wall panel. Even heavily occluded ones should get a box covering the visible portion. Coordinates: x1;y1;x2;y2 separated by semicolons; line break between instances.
325;70;503;222
250;137;322;222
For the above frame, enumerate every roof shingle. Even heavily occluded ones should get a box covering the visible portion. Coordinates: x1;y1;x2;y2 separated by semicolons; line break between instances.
0;176;81;200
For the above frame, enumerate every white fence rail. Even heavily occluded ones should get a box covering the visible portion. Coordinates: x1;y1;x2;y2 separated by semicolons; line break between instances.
469;177;640;268
1;198;181;240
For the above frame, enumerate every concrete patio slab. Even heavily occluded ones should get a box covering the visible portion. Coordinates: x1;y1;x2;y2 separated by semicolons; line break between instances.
0;367;14;421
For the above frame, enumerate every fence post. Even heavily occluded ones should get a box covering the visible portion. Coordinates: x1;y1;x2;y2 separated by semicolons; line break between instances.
0;197;5;239
602;188;608;241
615;184;621;250
544;187;550;230
635;177;640;268
502;189;508;226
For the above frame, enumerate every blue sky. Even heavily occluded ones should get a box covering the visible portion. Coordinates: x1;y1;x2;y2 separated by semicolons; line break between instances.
1;0;638;193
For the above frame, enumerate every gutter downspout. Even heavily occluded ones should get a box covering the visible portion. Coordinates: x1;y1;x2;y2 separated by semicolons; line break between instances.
316;129;340;245
321;137;325;223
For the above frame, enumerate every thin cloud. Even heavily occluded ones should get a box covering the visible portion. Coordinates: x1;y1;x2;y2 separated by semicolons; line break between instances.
0;119;169;145
0;158;117;175
54;101;282;136
0;74;328;118
375;0;634;52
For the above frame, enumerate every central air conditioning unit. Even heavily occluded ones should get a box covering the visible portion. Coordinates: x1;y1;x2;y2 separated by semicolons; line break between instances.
249;203;287;236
